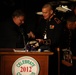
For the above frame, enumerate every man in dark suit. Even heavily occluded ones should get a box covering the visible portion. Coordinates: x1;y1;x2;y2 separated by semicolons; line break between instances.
0;10;25;48
0;9;27;48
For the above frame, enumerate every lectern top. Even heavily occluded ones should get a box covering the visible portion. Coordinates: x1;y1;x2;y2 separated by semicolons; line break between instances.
0;48;54;55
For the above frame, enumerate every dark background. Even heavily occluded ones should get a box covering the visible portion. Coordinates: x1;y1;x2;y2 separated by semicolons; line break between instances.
0;0;73;21
0;0;52;21
0;0;76;26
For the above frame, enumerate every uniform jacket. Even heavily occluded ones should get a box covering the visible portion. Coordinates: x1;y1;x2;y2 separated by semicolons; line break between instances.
36;15;62;49
61;28;76;56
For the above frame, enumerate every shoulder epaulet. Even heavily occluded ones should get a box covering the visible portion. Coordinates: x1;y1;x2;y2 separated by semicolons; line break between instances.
54;17;61;24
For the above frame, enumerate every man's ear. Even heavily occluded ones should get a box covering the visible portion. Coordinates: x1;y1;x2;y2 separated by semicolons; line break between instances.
50;10;53;15
13;16;17;19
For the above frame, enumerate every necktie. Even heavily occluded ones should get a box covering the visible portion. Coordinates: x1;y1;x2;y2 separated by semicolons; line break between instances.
19;28;26;47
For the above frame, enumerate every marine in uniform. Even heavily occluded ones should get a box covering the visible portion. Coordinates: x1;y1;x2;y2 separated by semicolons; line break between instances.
35;3;62;51
61;16;76;75
35;3;63;75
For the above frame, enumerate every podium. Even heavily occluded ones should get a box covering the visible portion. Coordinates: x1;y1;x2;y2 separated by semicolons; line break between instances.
0;48;54;75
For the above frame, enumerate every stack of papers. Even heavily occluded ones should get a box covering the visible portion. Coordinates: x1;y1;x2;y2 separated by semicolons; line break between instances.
13;49;28;52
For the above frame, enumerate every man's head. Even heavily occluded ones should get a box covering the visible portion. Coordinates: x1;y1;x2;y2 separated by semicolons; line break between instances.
42;3;53;19
66;16;76;30
74;6;76;15
42;3;54;20
12;10;25;26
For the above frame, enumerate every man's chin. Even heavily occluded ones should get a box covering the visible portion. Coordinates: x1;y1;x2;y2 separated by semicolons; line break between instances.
44;18;48;20
44;17;49;20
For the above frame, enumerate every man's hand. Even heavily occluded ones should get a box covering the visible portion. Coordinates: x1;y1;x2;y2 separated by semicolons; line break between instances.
27;31;35;39
36;39;44;43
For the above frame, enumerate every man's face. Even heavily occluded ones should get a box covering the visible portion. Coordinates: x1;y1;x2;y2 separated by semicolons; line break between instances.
74;7;76;15
42;7;53;20
67;21;76;29
13;16;24;26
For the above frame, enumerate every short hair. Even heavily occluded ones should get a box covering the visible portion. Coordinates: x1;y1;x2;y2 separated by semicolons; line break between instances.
12;9;25;18
42;3;53;10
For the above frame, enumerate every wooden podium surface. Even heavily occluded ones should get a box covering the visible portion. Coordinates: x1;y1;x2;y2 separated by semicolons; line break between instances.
0;48;54;75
